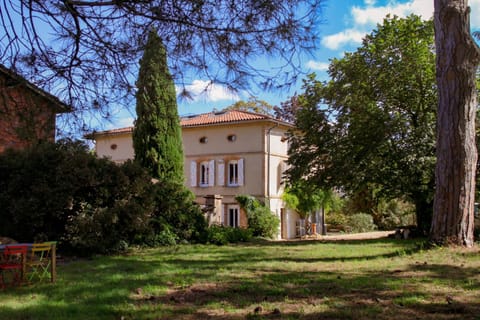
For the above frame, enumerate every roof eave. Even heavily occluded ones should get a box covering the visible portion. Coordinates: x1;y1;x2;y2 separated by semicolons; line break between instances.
0;64;71;113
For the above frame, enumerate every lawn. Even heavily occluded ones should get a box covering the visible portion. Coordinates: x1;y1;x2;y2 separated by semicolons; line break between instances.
0;238;479;319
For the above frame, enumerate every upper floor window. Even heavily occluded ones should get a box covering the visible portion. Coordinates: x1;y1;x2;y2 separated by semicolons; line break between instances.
200;161;210;186
193;159;243;187
227;159;244;186
195;160;215;187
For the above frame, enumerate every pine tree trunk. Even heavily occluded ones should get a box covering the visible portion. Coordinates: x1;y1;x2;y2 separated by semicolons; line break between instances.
431;0;480;246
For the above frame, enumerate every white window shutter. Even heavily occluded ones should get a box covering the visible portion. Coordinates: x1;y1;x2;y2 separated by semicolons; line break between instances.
238;158;244;186
208;160;215;186
218;162;225;186
190;161;197;187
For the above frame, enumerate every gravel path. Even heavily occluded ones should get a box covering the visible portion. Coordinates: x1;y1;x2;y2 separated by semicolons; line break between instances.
298;230;396;241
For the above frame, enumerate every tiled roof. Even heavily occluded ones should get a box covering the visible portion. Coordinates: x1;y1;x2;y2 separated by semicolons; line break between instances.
87;110;291;138
85;126;133;139
180;110;270;127
100;127;133;135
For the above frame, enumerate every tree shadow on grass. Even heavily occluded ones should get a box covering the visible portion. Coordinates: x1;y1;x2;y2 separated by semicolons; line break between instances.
125;264;480;320
0;241;478;320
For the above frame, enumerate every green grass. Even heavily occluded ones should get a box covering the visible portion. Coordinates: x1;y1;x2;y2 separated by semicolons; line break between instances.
1;238;479;319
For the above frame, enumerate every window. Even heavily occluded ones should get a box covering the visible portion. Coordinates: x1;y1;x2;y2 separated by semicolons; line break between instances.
199;136;208;143
227;134;236;142
227;159;244;186
200;161;209;186
199;160;215;187
228;160;238;185
228;206;240;228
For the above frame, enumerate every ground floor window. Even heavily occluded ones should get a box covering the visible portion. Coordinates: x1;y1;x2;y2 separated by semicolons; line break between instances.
228;206;239;228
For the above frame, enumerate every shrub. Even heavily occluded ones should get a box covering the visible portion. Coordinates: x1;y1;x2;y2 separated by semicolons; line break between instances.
373;199;416;230
236;195;279;239
326;210;349;228
206;225;229;245
152;228;179;246
149;180;207;244
0;139;208;255
0;140;156;255
347;213;377;233
206;225;252;245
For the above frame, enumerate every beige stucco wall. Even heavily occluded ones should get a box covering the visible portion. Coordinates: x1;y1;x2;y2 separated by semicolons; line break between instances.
182;123;265;155
94;132;134;163
184;121;290;202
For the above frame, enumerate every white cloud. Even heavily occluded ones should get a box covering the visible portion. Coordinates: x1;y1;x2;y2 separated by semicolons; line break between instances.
352;0;433;27
323;0;480;52
178;80;240;102
306;60;330;71
352;0;479;30
321;29;365;50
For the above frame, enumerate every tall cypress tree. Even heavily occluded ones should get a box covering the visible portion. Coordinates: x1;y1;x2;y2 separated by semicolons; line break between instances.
133;29;184;183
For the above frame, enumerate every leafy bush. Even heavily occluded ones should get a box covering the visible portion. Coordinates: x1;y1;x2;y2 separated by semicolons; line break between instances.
236;195;279;239
206;225;252;245
0;140;157;254
373;199;416;230
153;228;179;246
0;139;210;255
347;213;377;233
149;180;207;243
326;210;349;228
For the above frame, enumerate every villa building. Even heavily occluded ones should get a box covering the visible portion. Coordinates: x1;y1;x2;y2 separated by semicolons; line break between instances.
88;110;301;239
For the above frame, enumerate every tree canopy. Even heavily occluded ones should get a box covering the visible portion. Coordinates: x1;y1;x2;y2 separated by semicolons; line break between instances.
0;0;322;133
285;15;437;233
222;96;274;115
282;181;333;219
132;30;184;183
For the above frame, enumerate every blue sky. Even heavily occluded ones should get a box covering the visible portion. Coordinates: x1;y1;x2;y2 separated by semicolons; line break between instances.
107;0;480;130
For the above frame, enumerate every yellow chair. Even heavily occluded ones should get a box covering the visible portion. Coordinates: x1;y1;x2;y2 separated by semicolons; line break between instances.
26;243;53;282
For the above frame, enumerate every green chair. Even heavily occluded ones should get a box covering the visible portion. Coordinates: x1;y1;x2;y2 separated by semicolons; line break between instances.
26;243;53;282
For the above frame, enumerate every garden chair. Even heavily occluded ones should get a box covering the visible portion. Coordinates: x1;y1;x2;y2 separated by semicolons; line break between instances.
26;242;53;282
0;245;28;288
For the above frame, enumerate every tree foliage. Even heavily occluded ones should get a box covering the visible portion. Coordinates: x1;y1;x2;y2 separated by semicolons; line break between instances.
0;139;207;255
132;29;184;182
274;95;301;123
236;195;279;239
0;140;156;255
223;96;274;115
0;0;322;133
148;180;207;244
282;181;333;219
285;15;437;233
